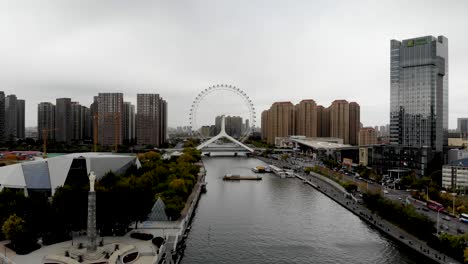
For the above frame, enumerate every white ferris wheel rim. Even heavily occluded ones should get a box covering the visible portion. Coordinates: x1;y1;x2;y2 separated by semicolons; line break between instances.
189;84;256;142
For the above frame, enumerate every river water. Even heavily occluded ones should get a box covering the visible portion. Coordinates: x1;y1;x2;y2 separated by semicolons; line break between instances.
182;156;421;264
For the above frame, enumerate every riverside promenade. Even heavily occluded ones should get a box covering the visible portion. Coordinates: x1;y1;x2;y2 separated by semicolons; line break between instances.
258;157;460;264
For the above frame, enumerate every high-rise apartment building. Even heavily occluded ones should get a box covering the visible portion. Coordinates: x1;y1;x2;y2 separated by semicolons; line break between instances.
349;102;360;145
261;110;269;140
214;116;222;135
97;93;124;146
265;102;295;144
295;99;317;138
16;99;25;139
37;102;55;141
359;127;377;146
136;94;167;147
0;92;4;142
71;102;83;141
214;115;243;138
317;105;330;137
330;100;350;144
123;102;136;144
161;99;167;145
390;36;448;152
242;119;250;135
6;96;18;139
0;91;6;142
82;106;92;140
226;116;242;138
5;95;17;139
262;100;360;145
55;98;73;143
4;95;25;140
458;118;468;134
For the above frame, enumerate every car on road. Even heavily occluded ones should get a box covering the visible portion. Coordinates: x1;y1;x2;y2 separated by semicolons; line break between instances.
422;207;429;212
443;216;451;221
440;224;449;231
383;190;389;194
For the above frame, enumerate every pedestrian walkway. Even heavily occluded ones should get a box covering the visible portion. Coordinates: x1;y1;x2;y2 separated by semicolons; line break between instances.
0;241;16;264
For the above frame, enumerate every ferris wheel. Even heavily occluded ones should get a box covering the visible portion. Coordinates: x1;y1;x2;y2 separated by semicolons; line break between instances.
189;84;256;142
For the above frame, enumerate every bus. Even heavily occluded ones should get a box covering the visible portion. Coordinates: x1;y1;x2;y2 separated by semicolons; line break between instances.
426;200;444;212
460;213;468;223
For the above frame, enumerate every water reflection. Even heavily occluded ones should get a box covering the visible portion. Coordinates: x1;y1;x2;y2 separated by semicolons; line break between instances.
182;157;419;264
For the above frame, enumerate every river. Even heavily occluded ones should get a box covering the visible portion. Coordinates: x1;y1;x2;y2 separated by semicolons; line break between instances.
182;156;421;264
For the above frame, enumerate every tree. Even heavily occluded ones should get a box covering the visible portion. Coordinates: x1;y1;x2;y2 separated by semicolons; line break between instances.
428;170;442;188
464;247;468;263
342;182;358;193
145;151;161;161
2;214;27;245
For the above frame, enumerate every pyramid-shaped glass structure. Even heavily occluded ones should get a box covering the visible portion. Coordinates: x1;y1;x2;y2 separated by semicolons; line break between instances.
147;197;169;221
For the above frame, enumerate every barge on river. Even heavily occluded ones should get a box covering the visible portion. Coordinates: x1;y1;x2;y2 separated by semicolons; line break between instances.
223;174;262;181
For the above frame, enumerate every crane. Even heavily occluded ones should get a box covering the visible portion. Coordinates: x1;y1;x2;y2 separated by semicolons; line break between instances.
93;112;121;153
42;128;58;158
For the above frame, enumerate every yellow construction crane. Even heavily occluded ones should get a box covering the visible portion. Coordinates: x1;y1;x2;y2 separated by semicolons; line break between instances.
42;128;58;158
93;112;121;153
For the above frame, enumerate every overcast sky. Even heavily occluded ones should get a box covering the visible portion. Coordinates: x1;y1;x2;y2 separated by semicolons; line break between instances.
1;0;468;129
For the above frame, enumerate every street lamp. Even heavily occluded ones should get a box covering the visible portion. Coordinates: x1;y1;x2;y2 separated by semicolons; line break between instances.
451;193;457;216
437;207;444;235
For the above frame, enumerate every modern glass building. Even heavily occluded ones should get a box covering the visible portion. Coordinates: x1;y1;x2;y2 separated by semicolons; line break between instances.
458;118;468;134
390;36;448;152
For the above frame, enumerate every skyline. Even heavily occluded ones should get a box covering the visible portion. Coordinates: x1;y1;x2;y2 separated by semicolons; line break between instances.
1;1;468;128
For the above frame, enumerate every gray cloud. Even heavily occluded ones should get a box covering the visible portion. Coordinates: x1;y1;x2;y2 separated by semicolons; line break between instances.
0;0;467;128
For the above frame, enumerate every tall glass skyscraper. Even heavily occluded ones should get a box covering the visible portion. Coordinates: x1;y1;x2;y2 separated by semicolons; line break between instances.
390;35;448;152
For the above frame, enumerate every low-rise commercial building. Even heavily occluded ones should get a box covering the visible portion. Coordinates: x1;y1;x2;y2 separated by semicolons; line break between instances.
442;159;468;191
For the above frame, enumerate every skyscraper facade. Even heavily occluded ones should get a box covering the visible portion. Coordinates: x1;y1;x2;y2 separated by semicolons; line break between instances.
330;100;350;144
349;102;360;145
262;100;360;145
295;99;317;138
5;95;19;139
390;36;448;152
71;102;83;141
55;98;73;143
136;94;167;147
82;106;92;140
123;102;136;144
265;102;295;144
458;118;468;134
261;110;269;140
317;105;330;138
97;93;124;146
0;92;4;142
359;127;377;146
16;99;25;139
37;102;55;141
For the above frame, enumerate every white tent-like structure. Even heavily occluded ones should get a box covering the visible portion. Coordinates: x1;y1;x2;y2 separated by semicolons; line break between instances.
0;153;141;195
